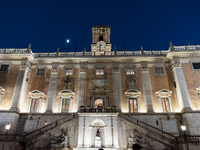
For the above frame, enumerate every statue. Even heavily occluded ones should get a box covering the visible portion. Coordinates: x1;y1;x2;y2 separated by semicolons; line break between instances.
48;129;68;148
96;128;100;137
129;131;154;149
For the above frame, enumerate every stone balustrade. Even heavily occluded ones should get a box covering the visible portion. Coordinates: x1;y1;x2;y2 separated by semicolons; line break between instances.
1;45;200;57
79;107;117;113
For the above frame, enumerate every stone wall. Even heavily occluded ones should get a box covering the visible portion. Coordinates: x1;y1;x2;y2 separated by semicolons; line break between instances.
0;111;19;134
0;65;19;110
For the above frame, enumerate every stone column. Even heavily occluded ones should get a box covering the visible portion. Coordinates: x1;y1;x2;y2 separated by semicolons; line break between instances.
141;65;154;112
112;116;119;148
9;63;30;112
45;65;59;113
112;66;122;111
77;66;87;111
105;116;112;147
77;116;84;147
171;61;192;112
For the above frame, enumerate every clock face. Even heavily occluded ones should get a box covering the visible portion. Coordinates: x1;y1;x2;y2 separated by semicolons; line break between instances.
97;41;106;52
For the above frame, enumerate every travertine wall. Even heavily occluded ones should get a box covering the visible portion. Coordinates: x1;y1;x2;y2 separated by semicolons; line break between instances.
182;63;200;110
23;68;51;112
0;65;19;110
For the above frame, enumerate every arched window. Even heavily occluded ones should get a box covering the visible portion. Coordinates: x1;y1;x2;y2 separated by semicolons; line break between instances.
59;89;74;113
94;99;104;108
28;90;44;113
99;35;103;41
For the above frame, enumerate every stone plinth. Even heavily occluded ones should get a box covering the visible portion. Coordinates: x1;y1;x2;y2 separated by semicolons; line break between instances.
95;136;101;148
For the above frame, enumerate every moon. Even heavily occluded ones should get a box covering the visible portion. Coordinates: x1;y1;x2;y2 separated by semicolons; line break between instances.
66;39;70;43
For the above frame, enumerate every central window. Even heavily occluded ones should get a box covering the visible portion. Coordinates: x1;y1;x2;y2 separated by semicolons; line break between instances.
126;68;135;75
96;69;104;75
61;98;70;113
161;98;171;113
129;98;138;113
65;69;73;75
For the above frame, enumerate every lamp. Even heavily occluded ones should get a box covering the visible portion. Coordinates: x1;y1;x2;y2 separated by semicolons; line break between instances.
181;125;189;150
2;123;11;150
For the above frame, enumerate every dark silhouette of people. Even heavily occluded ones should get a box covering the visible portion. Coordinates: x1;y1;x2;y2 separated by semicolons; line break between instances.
15;141;26;150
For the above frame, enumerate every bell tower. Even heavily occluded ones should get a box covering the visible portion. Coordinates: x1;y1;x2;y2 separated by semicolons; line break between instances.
91;22;112;53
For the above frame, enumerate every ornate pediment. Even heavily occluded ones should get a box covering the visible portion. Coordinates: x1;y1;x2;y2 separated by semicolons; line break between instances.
155;89;172;96
125;89;140;97
28;90;44;97
59;89;74;98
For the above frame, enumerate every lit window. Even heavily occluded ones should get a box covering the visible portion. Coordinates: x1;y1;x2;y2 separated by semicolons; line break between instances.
30;98;39;113
161;98;171;113
37;69;45;76
0;65;9;72
155;67;164;74
129;98;138;113
61;98;70;113
193;63;200;69
96;69;104;75
65;69;73;75
126;68;135;75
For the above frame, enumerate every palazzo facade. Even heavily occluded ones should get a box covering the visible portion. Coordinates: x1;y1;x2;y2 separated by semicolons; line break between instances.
0;24;200;150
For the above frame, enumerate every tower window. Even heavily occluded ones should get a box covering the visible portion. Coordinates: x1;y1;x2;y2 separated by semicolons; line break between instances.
0;65;9;72
126;68;135;75
99;35;103;41
155;67;164;74
65;69;73;75
37;69;45;76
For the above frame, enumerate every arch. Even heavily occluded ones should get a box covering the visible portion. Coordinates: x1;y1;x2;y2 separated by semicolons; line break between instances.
99;35;103;41
91;119;105;126
94;99;104;108
91;95;109;107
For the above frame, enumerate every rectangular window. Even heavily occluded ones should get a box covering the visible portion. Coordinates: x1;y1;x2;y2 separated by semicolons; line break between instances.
62;98;70;113
130;98;138;113
30;98;39;113
96;69;104;75
193;63;200;69
65;69;73;75
0;65;9;72
161;98;171;113
126;68;135;75
155;67;164;74
37;69;45;76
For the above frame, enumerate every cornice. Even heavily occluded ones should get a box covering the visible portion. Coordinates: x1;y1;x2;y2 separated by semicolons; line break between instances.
31;55;167;64
166;50;200;59
0;53;34;61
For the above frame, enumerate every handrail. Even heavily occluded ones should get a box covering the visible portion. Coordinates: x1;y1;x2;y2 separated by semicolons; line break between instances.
0;134;24;141
177;135;200;143
24;113;78;140
118;113;177;147
79;107;117;113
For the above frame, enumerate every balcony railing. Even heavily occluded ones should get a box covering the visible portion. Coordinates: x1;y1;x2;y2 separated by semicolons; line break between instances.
79;107;117;113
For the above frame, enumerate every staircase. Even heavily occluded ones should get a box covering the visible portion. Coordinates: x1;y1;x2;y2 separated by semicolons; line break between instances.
24;113;78;142
118;113;178;149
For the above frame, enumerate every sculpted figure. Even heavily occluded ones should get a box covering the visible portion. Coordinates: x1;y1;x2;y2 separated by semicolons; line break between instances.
49;129;68;148
96;128;100;137
129;132;141;147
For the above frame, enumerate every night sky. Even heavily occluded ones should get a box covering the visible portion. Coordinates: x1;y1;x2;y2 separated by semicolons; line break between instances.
0;0;200;53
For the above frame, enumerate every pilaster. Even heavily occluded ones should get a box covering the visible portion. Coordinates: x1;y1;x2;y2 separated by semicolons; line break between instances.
45;65;59;113
112;116;119;148
140;65;154;112
9;62;30;112
170;61;192;112
105;116;112;147
77;116;84;147
77;65;87;110
112;65;122;111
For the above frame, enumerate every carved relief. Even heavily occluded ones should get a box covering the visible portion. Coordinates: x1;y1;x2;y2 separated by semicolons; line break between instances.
20;63;30;70
52;66;59;73
127;76;136;89
170;61;180;70
112;66;119;73
80;66;87;72
63;76;72;90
